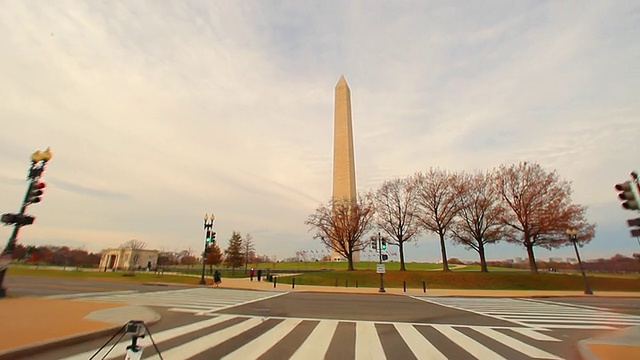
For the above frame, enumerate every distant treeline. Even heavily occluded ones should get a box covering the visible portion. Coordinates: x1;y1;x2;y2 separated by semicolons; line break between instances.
9;243;639;273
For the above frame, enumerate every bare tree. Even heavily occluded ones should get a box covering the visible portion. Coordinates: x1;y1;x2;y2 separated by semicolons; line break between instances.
305;194;376;271
119;239;147;272
373;177;422;271
243;233;256;271
494;162;596;274
413;169;461;272
119;239;147;250
450;171;505;272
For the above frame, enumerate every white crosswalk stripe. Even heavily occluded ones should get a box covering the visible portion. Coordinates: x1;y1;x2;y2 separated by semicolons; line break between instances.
59;315;565;360
48;288;287;314
394;323;448;360
290;320;338;360
411;296;640;330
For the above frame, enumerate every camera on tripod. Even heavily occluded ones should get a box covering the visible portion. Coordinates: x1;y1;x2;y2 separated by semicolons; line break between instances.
125;321;145;338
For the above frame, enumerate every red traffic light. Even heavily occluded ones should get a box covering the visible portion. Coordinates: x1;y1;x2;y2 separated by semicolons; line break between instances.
616;181;639;210
615;182;631;192
27;182;46;204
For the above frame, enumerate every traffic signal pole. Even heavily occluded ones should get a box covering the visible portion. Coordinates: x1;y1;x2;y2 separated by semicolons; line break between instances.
373;232;385;293
0;149;52;298
201;214;215;285
615;171;640;244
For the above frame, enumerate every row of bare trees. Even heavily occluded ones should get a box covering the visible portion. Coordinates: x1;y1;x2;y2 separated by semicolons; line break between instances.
306;162;595;274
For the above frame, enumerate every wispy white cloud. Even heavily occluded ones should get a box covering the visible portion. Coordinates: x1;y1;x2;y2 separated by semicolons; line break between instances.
0;1;638;262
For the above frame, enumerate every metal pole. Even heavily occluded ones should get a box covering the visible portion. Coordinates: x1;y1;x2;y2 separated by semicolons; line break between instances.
0;160;41;298
200;219;212;285
378;232;385;293
572;236;593;295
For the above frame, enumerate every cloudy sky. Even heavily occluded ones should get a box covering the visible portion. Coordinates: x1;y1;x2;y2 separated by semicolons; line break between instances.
1;1;638;263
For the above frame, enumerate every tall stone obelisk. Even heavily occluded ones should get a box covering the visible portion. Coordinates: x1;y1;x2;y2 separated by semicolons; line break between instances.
331;75;359;262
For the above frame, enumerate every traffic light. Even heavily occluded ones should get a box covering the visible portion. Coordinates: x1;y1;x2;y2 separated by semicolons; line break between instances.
615;181;639;210
26;182;46;204
211;231;216;243
205;230;212;243
371;239;377;250
381;240;387;250
382;254;388;261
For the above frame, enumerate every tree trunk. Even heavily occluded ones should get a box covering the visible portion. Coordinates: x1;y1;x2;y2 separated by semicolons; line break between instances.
347;252;354;271
399;242;406;271
438;233;451;271
526;243;538;274
478;242;488;272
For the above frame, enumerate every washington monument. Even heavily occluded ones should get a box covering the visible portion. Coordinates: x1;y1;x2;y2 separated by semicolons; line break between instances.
331;75;359;261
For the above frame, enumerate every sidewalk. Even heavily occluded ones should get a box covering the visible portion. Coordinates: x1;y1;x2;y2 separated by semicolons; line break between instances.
0;278;637;360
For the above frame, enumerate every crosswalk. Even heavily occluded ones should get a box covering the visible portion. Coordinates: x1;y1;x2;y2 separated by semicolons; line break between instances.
46;288;287;315
60;315;565;360
412;296;640;330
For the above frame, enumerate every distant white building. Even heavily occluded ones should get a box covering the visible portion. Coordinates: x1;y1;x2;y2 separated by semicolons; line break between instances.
513;257;524;264
566;257;578;264
548;257;564;263
99;248;159;271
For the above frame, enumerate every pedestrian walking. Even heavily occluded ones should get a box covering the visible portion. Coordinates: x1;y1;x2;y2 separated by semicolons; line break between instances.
257;269;263;282
213;270;222;288
249;268;255;281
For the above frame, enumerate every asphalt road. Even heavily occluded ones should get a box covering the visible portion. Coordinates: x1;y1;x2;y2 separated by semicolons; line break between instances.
545;296;640;316
18;290;636;359
7;276;640;359
4;275;188;297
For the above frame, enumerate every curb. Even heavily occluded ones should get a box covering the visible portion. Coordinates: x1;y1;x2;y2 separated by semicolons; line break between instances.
577;325;640;360
577;340;601;360
0;306;162;360
0;326;122;360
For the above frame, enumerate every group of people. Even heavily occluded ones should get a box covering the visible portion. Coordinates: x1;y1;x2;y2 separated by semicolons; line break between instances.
249;268;268;281
211;267;270;288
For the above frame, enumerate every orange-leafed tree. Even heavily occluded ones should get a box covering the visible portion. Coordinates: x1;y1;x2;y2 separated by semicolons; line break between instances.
451;170;506;272
494;162;595;274
206;242;223;274
373;177;422;271
413;168;462;272
305;194;376;271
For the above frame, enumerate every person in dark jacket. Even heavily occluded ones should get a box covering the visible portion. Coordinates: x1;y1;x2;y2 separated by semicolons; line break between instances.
213;270;222;287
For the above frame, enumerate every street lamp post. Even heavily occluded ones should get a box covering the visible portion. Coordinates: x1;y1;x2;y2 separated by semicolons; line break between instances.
0;148;52;298
566;228;593;295
201;214;215;285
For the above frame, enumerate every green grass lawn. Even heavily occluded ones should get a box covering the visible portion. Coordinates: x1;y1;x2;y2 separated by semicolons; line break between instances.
8;263;639;292
251;261;445;271
275;270;640;291
6;266;245;285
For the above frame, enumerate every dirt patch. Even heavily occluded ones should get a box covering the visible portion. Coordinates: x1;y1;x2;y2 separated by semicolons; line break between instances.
0;297;122;350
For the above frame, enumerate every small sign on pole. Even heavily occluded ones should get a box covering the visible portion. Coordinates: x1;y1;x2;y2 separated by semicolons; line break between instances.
376;264;386;274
